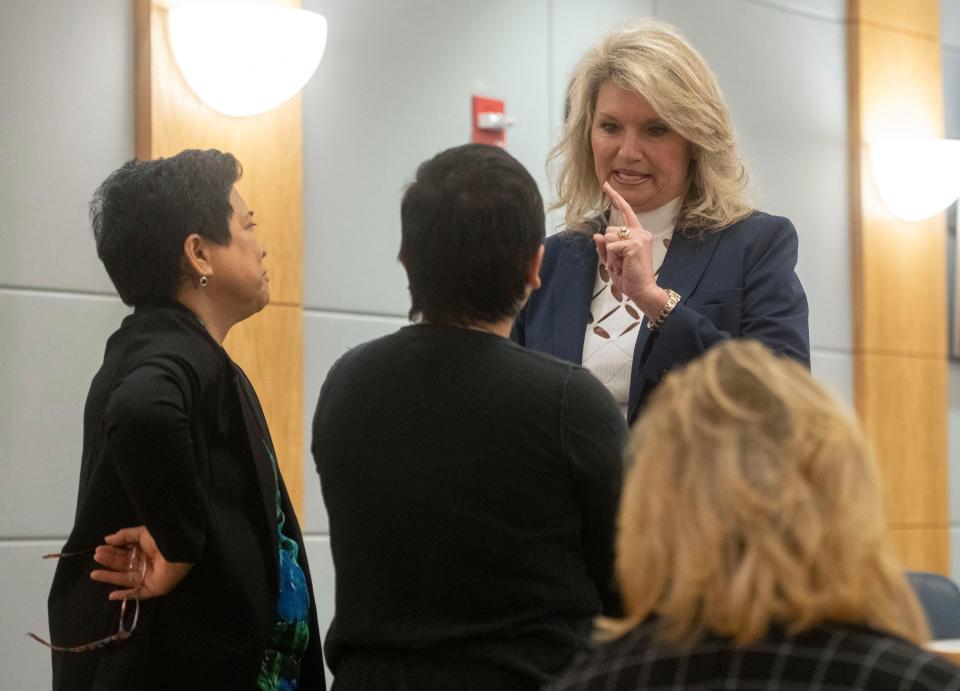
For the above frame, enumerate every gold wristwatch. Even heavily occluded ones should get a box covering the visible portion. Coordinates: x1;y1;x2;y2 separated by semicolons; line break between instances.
648;289;681;332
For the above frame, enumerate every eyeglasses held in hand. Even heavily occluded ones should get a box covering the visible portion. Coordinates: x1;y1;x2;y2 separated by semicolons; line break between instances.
28;546;145;653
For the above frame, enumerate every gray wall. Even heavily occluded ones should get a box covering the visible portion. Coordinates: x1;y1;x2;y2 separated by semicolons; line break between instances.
6;0;943;686
940;0;960;579
1;2;135;688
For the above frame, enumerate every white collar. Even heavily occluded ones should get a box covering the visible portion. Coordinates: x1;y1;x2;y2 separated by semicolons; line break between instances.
610;196;683;238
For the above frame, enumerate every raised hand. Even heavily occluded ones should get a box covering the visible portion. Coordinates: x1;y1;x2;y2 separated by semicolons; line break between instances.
593;181;669;319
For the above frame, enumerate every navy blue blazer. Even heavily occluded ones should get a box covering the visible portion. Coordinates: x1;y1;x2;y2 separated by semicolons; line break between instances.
513;211;810;423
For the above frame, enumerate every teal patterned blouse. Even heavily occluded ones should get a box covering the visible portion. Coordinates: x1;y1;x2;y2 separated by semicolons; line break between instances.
257;441;311;691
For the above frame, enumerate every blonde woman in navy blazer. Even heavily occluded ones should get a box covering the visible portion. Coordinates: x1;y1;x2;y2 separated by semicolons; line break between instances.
514;20;809;423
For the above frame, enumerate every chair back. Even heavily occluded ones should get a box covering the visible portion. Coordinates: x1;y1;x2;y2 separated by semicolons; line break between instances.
907;571;960;639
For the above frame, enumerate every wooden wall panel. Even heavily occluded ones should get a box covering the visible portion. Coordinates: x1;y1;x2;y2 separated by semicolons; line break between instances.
859;353;948;524
224;304;303;510
854;23;946;355
855;207;947;356
135;0;304;513
857;24;943;145
888;527;950;574
850;0;939;38
848;0;949;573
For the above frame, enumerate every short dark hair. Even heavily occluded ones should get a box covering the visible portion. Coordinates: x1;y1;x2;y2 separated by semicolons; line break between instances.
91;149;241;306
400;144;545;325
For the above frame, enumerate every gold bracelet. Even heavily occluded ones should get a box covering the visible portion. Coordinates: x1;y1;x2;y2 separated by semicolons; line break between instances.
648;289;681;332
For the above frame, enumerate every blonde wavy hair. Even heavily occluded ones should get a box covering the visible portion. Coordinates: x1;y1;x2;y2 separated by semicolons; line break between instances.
600;340;930;648
552;19;752;234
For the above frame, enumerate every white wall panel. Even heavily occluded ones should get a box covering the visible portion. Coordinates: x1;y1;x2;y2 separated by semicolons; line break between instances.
944;48;960;139
657;0;849;352
0;0;132;294
302;310;408;533
0;290;130;537
940;49;960;145
0;4;135;685
944;1;960;581
736;0;844;21
301;0;551;315
810;348;854;407
549;0;655;134
303;535;335;685
943;0;960;48
1;541;64;690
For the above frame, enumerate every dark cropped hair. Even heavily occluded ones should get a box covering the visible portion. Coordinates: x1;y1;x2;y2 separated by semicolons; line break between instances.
90;149;241;306
400;144;545;326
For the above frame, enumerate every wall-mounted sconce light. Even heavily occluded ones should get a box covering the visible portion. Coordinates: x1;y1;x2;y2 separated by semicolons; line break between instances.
167;3;327;117
870;138;960;221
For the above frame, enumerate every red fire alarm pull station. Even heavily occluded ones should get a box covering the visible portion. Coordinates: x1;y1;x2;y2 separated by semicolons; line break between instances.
471;95;514;147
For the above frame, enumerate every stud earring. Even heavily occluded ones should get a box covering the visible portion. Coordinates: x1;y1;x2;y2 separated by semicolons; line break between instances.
199;274;208;287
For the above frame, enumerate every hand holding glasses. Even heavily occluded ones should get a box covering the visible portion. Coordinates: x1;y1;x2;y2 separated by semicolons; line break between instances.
28;545;146;653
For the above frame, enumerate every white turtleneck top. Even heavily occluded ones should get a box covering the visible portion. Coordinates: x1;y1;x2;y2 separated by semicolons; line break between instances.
581;196;683;418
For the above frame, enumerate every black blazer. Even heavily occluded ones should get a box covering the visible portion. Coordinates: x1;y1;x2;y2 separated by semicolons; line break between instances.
47;301;325;690
514;211;810;423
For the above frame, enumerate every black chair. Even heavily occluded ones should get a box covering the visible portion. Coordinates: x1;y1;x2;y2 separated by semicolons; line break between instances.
907;571;960;639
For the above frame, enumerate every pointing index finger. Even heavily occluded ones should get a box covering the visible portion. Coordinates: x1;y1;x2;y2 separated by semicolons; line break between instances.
602;181;643;231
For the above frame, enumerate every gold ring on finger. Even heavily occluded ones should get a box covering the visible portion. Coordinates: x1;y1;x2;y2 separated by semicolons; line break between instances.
617;226;631;239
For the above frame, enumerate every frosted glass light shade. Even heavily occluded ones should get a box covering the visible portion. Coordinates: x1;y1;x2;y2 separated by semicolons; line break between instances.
870;139;960;222
167;4;327;117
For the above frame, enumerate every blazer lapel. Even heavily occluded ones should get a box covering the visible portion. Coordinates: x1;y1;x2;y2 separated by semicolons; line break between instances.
656;230;723;301
627;230;724;421
553;233;599;364
232;365;281;587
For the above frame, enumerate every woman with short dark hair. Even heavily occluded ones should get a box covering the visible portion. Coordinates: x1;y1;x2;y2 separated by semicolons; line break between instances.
44;149;325;690
399;143;546;328
313;144;627;690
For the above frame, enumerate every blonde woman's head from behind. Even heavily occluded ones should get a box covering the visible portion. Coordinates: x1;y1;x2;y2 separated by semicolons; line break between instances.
603;340;928;647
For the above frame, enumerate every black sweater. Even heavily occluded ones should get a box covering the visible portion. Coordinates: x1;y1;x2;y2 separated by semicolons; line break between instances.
312;324;627;685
